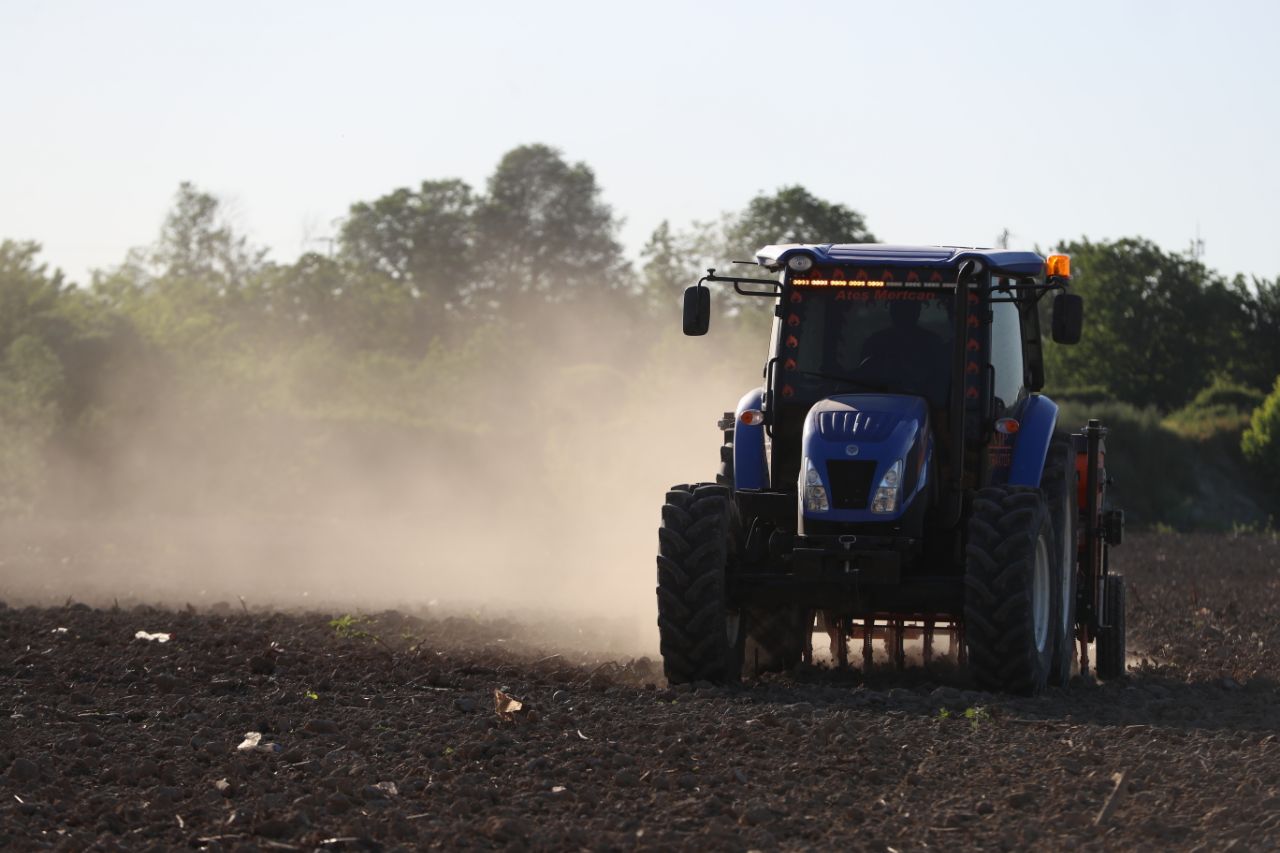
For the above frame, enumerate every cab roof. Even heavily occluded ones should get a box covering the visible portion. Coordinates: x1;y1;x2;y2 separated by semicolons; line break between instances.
756;243;1047;278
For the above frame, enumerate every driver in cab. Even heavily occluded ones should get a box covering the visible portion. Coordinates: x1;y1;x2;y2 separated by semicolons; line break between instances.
859;300;947;374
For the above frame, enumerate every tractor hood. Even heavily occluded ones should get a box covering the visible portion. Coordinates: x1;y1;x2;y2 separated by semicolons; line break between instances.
799;394;932;525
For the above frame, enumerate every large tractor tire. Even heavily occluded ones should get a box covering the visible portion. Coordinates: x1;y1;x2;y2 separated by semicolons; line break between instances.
1095;573;1127;680
1043;438;1079;686
742;606;808;676
964;485;1060;695
656;483;743;684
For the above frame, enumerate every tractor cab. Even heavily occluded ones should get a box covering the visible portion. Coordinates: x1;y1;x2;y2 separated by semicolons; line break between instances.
661;243;1122;695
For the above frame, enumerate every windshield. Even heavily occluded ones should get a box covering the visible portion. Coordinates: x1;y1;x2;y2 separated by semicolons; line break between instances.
778;282;956;408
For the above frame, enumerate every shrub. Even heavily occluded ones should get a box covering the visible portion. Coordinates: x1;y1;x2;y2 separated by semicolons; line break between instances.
1056;400;1198;527
1242;376;1280;482
1189;380;1265;411
1166;379;1264;441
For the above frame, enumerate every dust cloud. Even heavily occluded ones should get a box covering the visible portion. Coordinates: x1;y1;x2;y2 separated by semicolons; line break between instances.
0;312;766;654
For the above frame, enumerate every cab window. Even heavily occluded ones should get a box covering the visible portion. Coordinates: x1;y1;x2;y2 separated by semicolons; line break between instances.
990;293;1025;412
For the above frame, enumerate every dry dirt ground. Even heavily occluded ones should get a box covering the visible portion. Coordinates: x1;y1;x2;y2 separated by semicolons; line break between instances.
2;532;1280;851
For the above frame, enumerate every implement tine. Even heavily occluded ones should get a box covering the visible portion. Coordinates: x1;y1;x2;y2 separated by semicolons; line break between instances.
836;618;849;669
891;619;906;670
802;610;813;666
923;619;934;666
862;617;874;670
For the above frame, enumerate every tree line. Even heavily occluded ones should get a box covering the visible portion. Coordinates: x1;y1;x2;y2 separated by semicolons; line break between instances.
1;142;1279;513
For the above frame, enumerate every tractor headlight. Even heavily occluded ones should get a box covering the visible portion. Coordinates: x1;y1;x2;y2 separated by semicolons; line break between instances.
871;460;903;514
802;458;829;512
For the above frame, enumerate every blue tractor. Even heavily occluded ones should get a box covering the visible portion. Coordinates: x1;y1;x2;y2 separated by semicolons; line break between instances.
657;245;1125;694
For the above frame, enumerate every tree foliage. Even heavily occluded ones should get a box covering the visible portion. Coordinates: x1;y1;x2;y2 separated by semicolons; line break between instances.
726;185;876;257
1242;376;1280;483
1043;237;1275;409
5;144;1280;526
641;186;877;322
334;145;629;332
154;182;267;295
638;220;699;316
94;182;271;351
473;144;627;311
339;178;476;318
0;243;83;511
0;240;78;356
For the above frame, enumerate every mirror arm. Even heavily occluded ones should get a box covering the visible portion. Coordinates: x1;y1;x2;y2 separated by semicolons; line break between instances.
703;268;782;287
701;268;782;298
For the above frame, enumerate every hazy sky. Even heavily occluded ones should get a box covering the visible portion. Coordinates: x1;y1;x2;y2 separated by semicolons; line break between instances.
4;0;1278;285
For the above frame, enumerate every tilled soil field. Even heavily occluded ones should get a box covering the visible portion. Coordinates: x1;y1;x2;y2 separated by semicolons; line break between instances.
3;532;1280;851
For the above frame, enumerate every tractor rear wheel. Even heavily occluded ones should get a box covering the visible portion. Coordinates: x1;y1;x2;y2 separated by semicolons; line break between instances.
1044;438;1079;686
656;483;743;684
742;606;807;676
1095;573;1127;680
964;485;1060;695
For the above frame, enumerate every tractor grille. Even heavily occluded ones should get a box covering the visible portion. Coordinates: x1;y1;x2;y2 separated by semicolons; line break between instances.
826;460;877;510
816;410;895;441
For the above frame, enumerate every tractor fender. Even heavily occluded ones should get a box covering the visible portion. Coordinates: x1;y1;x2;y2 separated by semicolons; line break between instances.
733;388;768;490
1007;395;1060;487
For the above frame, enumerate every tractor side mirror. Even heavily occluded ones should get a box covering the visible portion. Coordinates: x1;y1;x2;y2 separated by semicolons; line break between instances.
1052;293;1083;345
683;285;711;336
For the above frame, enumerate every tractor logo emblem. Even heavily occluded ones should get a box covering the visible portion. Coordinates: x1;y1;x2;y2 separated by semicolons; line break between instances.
845;445;860;457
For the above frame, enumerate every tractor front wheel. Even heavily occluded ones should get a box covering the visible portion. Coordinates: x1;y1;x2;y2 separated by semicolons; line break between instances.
656;483;743;684
964;485;1060;695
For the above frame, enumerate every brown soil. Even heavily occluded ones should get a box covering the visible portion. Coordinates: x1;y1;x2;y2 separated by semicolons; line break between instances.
3;532;1279;851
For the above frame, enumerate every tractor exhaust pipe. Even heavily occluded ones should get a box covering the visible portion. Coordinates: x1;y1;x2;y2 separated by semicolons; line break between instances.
943;259;983;527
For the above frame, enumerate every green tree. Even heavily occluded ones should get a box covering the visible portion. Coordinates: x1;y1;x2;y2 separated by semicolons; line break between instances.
639;220;696;316
0;240;119;417
1043;237;1245;409
0;244;86;511
339;178;476;315
0;240;74;353
154;182;267;295
1242;376;1280;483
473;144;628;313
94;182;270;350
709;185;877;321
726;185;876;258
1226;275;1280;392
252;252;428;353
